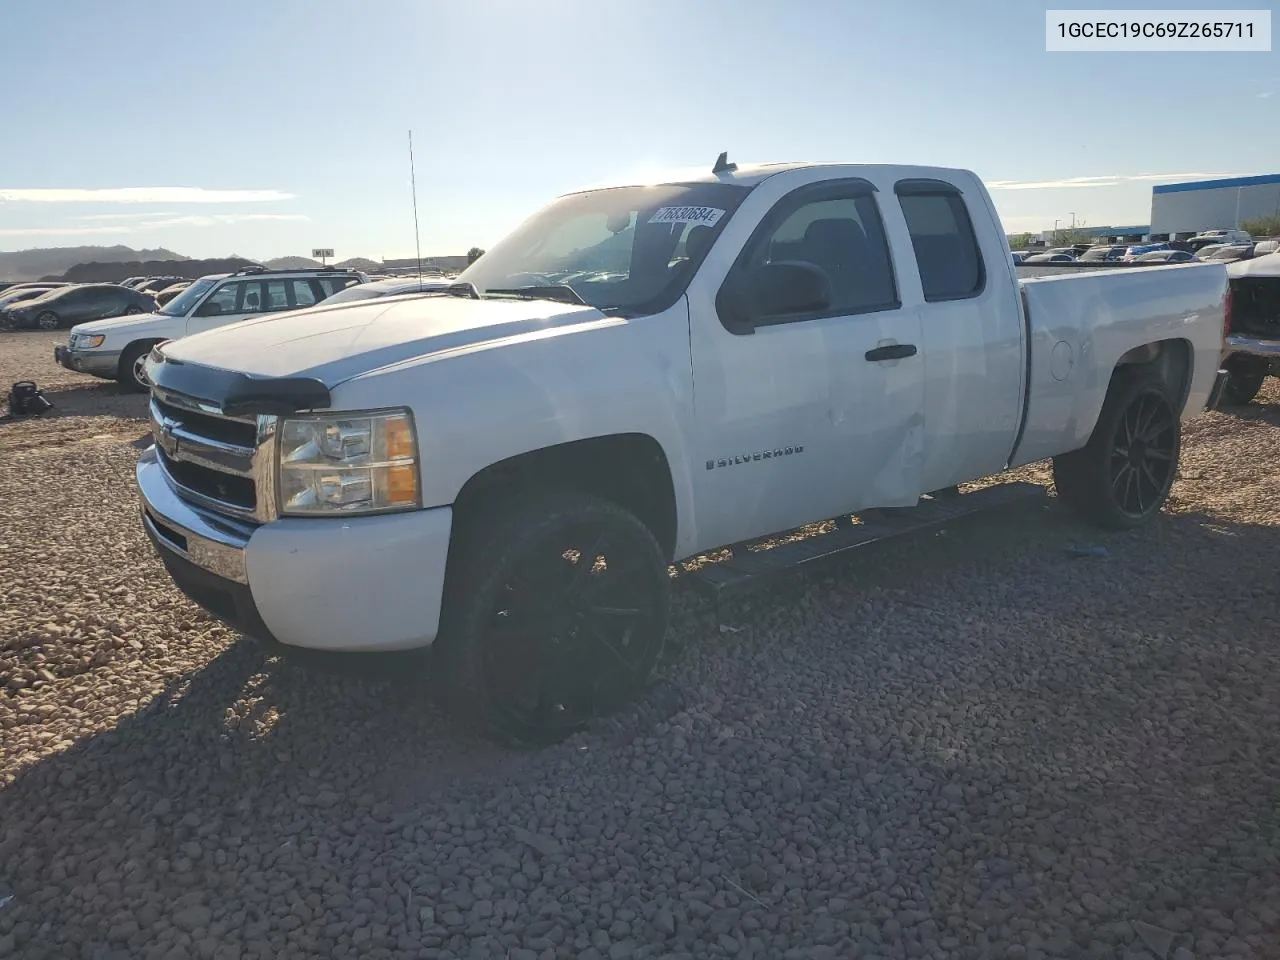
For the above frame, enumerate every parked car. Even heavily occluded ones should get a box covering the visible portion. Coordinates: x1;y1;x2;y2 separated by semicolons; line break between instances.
56;266;367;391
1023;252;1074;263
6;283;157;331
132;157;1230;742
1252;239;1280;256
1195;244;1227;260
1220;253;1280;403
1201;244;1255;263
1134;250;1195;263
1191;228;1252;249
0;283;68;314
313;276;453;306
153;281;192;307
1078;245;1127;262
1122;242;1170;262
135;276;186;294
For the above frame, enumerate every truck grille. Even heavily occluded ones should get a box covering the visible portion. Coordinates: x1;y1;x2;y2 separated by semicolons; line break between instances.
149;388;278;523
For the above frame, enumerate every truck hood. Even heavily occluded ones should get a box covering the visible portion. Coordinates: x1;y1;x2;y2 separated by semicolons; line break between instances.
160;295;614;386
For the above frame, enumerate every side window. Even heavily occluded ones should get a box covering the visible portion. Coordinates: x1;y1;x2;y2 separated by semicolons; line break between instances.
239;281;264;313
291;279;320;308
202;281;244;315
729;184;898;324
318;276;357;296
895;182;985;302
264;280;291;311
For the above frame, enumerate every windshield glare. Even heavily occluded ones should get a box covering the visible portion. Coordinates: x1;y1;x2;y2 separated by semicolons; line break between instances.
458;182;751;315
159;277;217;316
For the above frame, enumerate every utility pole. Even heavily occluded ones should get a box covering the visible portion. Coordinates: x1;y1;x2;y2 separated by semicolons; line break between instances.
1070;212;1076;230
1054;219;1060;244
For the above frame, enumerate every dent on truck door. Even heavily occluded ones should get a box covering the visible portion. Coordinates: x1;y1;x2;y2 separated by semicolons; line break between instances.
688;178;926;550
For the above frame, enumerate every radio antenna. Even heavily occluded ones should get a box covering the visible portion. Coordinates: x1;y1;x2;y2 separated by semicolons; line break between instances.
409;129;423;284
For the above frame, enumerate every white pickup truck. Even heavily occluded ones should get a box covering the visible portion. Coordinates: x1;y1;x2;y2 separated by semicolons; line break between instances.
134;156;1230;742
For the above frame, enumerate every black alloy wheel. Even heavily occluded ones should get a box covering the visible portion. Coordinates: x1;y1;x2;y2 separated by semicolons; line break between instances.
1108;386;1178;519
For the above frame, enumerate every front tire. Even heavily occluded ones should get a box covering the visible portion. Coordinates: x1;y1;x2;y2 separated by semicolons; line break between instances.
1223;356;1266;405
118;341;154;393
436;490;671;745
1052;370;1181;530
35;311;61;331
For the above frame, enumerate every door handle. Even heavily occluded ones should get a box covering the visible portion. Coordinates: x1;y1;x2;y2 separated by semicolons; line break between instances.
865;343;917;362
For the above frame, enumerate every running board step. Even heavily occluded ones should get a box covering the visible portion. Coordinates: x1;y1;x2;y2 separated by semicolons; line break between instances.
685;481;1046;599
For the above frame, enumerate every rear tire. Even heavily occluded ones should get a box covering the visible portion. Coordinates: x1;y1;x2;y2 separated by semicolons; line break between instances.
118;341;155;393
435;490;671;745
1223;356;1266;405
35;311;60;331
1052;369;1181;530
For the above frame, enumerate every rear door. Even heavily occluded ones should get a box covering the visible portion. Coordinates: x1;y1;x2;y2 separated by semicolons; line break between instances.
890;177;1025;490
687;175;926;550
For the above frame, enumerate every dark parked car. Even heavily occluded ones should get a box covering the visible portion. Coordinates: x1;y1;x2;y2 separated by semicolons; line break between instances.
153;281;192;307
135;276;185;294
5;284;157;331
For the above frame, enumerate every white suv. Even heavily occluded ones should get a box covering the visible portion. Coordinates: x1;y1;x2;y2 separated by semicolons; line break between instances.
55;266;367;392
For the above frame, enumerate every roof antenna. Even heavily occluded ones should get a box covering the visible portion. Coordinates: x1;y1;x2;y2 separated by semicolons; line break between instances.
712;151;737;175
409;129;423;286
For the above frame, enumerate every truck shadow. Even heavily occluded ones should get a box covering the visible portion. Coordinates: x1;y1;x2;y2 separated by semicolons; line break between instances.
1;502;1277;954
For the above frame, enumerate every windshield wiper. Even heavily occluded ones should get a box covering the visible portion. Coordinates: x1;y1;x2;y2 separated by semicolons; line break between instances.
484;284;588;306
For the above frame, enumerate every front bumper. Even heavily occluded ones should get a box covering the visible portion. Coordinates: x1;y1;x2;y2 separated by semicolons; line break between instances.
54;344;122;378
136;446;453;652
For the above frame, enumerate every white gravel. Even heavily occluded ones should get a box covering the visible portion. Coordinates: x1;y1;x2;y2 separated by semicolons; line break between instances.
2;327;1280;960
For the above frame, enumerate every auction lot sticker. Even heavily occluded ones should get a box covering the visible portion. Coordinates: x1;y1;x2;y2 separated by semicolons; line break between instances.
1047;9;1271;51
649;206;726;227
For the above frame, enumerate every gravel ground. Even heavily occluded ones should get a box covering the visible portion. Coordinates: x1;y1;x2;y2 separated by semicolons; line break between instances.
2;327;1280;960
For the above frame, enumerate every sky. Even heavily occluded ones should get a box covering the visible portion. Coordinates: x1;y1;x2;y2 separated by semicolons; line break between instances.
1;0;1277;260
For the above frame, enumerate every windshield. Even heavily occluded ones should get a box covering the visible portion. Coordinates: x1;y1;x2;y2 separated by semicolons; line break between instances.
457;182;752;316
159;277;218;316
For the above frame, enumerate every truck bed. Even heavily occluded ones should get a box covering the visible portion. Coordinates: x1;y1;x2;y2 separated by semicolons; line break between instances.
1010;261;1227;468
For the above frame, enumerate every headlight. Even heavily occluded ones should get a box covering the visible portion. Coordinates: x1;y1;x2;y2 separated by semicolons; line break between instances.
73;334;106;349
277;408;420;516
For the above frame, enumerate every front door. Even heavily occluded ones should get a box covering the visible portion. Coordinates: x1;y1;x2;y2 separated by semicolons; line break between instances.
186;279;263;336
686;176;926;553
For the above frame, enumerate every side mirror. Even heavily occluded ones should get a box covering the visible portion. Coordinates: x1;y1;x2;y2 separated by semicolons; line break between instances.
722;261;832;332
194;300;222;317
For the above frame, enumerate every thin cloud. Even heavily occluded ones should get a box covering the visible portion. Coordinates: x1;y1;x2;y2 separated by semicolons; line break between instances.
0;187;294;204
986;172;1241;191
0;212;308;240
72;210;181;221
0;226;129;238
1258;91;1275;98
142;213;310;228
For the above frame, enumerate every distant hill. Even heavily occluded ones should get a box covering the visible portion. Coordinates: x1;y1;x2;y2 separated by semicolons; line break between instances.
52;257;260;284
263;256;324;270
336;257;381;272
0;245;188;282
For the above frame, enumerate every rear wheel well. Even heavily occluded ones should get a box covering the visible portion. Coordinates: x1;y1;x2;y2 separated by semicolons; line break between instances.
1113;338;1192;411
450;434;679;561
